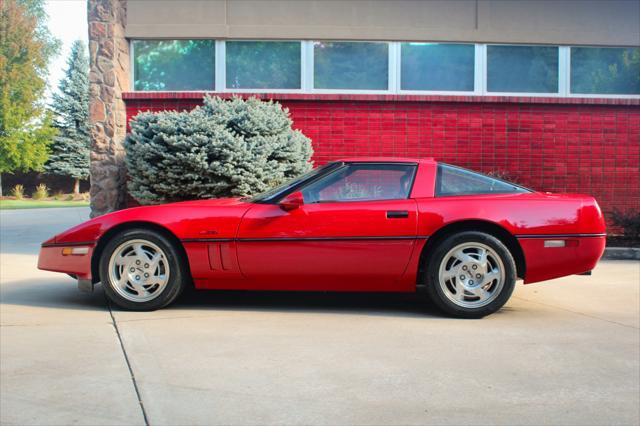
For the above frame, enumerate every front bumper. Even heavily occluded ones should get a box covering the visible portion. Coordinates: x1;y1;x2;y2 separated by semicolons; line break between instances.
38;243;95;283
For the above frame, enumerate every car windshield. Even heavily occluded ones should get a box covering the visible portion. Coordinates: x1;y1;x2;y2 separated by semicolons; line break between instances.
248;163;338;203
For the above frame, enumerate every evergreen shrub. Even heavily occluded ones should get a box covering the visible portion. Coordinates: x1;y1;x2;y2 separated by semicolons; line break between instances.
124;96;313;204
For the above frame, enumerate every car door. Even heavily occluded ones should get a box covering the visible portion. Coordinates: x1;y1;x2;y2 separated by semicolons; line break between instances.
236;163;419;291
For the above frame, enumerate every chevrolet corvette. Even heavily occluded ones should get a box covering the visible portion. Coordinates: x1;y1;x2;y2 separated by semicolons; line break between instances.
38;158;606;318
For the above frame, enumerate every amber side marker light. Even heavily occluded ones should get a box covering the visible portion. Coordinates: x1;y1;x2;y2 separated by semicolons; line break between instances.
62;247;89;256
544;239;579;248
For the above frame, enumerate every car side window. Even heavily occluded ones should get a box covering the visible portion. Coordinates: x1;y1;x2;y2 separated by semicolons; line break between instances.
301;164;417;203
436;164;530;196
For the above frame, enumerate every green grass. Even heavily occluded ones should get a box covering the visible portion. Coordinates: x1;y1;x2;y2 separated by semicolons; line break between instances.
0;199;89;210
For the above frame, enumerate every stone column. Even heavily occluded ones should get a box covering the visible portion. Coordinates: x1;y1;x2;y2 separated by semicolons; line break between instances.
87;0;129;217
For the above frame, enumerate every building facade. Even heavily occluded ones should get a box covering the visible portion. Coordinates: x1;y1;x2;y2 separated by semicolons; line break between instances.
88;0;640;222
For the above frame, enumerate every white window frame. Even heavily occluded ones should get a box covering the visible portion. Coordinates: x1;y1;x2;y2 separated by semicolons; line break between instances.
130;39;135;89
222;39;305;93
301;40;313;91
127;39;640;99
475;44;486;95
214;39;225;91
397;41;479;95
388;42;400;93
559;46;570;96
309;40;393;94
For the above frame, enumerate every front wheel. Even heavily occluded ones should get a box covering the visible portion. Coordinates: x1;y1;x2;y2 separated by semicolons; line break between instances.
99;229;186;311
424;231;516;318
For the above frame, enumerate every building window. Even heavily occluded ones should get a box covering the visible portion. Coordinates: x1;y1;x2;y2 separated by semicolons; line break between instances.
133;40;215;91
487;45;559;93
313;41;388;90
225;41;301;90
129;39;638;99
400;43;475;92
570;47;640;95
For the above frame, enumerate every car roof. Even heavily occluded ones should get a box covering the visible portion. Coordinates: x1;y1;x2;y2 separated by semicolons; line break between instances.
334;157;436;164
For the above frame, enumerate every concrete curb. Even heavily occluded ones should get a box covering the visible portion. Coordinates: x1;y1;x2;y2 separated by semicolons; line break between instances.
603;247;640;260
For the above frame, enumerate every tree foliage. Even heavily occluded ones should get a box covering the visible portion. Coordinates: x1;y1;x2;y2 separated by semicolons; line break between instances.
45;40;90;192
125;96;313;204
0;0;59;184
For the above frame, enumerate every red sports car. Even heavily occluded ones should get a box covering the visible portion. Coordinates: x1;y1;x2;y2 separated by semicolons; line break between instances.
38;158;606;318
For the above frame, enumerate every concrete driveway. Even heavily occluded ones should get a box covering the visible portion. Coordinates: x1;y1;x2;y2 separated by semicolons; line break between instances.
1;207;639;425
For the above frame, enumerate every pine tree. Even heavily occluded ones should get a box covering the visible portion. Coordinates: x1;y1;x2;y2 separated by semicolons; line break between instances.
125;96;313;204
44;40;90;194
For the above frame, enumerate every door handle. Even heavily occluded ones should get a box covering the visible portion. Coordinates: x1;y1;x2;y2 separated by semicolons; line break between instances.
386;210;409;219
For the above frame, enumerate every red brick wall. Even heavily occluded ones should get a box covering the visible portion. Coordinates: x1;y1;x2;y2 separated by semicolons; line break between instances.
123;94;640;222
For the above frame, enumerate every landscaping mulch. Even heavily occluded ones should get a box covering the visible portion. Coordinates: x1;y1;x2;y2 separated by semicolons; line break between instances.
607;236;639;248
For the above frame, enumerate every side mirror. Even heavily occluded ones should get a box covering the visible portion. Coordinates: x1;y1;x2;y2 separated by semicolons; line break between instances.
279;191;304;211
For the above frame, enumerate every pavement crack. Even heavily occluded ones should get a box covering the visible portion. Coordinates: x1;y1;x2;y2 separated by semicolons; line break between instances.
107;299;150;426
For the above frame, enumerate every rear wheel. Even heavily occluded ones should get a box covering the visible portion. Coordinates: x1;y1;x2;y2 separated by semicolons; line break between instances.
99;229;186;311
424;231;516;318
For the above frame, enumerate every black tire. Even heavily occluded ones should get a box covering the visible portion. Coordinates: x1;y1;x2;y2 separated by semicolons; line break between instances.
424;231;516;319
99;228;186;311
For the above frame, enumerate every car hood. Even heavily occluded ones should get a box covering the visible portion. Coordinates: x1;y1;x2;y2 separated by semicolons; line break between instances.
46;197;255;245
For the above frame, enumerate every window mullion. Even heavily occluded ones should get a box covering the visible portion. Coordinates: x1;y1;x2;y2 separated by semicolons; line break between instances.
559;46;570;96
215;40;226;92
302;40;313;92
308;41;316;92
388;42;399;93
475;43;486;95
129;40;135;91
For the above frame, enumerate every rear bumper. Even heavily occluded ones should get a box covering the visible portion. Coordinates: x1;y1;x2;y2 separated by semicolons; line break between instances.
519;235;606;284
38;244;95;281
